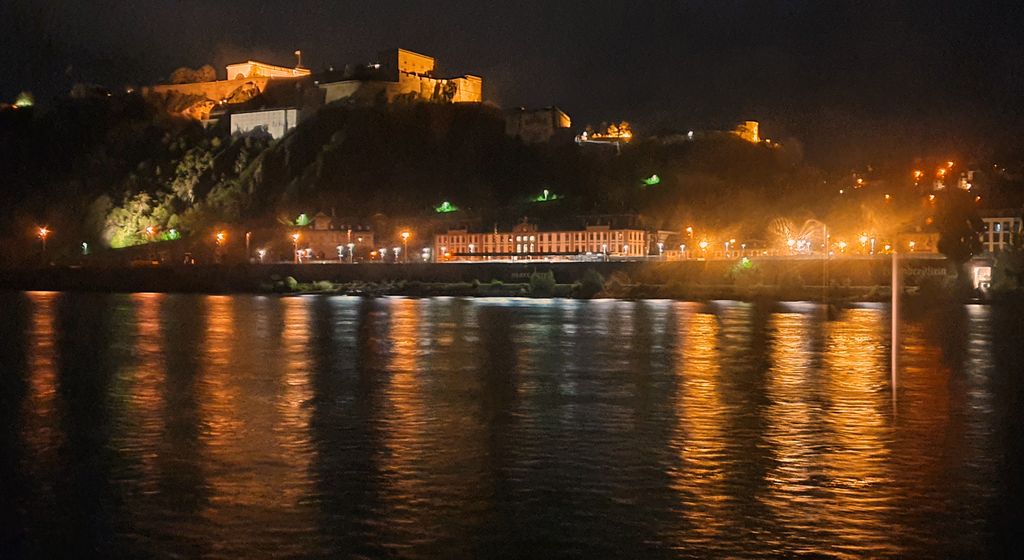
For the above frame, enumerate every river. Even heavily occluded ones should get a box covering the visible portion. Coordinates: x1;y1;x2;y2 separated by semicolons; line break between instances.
1;292;1021;558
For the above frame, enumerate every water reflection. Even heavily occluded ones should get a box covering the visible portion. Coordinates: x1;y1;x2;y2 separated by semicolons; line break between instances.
1;292;1020;558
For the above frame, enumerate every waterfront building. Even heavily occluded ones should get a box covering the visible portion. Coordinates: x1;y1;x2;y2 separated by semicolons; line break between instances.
979;208;1023;254
434;221;647;261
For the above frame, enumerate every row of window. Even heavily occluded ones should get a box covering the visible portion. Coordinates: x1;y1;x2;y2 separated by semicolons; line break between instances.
437;230;645;245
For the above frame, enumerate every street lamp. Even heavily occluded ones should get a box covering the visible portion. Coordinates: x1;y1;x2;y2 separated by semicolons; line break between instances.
347;242;355;263
657;242;664;258
257;249;266;263
401;231;410;263
623;244;629;257
292;232;300;263
393;247;401;263
38;226;50;254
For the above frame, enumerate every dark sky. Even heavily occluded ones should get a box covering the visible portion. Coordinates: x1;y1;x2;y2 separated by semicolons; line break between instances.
2;0;1022;167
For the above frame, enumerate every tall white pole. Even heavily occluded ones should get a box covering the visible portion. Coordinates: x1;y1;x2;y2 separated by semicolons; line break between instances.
891;244;899;410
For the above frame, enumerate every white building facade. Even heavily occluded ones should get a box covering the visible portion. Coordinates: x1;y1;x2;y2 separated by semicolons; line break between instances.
435;222;648;261
980;210;1023;253
229;108;299;139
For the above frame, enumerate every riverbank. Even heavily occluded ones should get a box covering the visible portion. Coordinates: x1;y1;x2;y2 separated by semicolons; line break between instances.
0;257;985;303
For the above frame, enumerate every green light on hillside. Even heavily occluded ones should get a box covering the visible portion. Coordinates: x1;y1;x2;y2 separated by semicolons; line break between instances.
13;91;34;108
532;189;561;202
161;228;181;241
295;213;311;226
642;174;661;186
435;201;459;213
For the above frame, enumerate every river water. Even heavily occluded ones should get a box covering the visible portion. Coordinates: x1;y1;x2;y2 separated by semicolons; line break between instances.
1;292;1021;558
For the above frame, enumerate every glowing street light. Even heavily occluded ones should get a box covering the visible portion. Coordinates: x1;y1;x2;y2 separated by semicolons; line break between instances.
347;242;355;263
401;231;410;263
291;232;300;263
699;240;709;252
257;248;266;263
37;226;50;253
908;240;917;252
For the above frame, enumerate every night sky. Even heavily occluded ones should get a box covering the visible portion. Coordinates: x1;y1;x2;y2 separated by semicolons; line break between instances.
2;0;1022;167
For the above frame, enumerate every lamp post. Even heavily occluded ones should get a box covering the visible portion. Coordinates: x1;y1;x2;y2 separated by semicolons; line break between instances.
245;231;252;260
401;231;410;263
257;249;266;263
37;226;50;255
292;232;300;263
347;242;355;263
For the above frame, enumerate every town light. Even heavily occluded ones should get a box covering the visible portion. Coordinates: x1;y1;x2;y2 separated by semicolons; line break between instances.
257;248;266;263
347;242;355;263
215;231;226;245
291;232;300;263
908;241;917;251
859;234;869;245
145;226;156;238
699;240;709;251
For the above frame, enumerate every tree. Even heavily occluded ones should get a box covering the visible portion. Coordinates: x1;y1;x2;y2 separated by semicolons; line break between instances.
935;189;985;292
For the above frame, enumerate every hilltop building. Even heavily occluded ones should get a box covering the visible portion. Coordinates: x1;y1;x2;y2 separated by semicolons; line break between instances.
731;120;760;143
144;58;311;121
229;108;299;138
506;107;572;144
319;48;482;106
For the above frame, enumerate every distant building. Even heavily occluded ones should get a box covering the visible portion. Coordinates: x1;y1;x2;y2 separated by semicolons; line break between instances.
980;208;1023;253
229;108;299;138
225;60;310;80
319;48;483;106
435;221;647;261
145;58;311;121
731;120;760;143
506;107;572;144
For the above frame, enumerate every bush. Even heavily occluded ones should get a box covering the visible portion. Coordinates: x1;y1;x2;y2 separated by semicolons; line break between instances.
578;269;604;298
312;280;334;292
603;270;632;297
529;270;556;296
284;276;299;291
778;270;804;291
